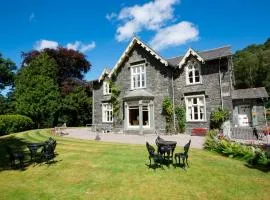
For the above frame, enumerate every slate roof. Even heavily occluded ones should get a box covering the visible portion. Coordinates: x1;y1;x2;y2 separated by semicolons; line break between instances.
232;87;269;99
166;46;232;67
123;89;154;100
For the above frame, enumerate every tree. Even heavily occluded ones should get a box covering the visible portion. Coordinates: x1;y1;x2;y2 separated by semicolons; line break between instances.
15;53;61;128
233;38;270;92
0;53;16;90
60;85;92;126
21;47;91;94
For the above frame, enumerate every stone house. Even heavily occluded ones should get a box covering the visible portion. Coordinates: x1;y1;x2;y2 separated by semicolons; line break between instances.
92;37;268;134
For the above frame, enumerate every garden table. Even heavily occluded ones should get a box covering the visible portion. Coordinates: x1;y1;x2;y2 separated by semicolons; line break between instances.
155;136;177;160
27;143;45;161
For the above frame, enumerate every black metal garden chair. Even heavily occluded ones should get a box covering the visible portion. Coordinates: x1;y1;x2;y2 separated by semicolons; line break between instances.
174;139;191;168
5;146;24;169
146;142;163;167
41;137;57;161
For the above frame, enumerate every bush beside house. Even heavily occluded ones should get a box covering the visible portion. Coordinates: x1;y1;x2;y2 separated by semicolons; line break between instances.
204;130;270;167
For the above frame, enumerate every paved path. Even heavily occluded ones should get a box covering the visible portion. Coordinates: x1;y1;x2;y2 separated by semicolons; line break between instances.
62;128;205;149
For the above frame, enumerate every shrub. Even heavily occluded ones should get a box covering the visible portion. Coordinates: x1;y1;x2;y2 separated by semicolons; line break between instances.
0;114;34;135
162;97;174;133
210;107;230;129
204;130;270;167
175;106;185;133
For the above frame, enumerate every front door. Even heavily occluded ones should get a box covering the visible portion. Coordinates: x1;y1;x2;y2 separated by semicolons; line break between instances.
238;105;251;127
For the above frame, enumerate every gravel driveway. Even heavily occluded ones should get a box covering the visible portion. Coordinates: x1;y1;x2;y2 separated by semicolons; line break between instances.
62;128;205;149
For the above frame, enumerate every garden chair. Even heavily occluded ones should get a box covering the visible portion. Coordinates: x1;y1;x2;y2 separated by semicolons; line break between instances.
5;146;24;169
174;140;191;168
146;142;163;166
41;138;57;161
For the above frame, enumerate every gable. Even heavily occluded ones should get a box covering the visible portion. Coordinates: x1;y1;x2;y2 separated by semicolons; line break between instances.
108;37;168;78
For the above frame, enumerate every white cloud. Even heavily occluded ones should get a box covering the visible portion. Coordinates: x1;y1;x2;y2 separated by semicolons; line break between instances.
66;41;96;53
34;40;59;50
150;21;199;50
34;40;96;53
115;0;180;41
29;12;36;23
106;12;117;21
66;41;81;50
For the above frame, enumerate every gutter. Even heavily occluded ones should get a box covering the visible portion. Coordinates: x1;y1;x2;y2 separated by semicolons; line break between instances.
172;72;176;132
218;58;224;109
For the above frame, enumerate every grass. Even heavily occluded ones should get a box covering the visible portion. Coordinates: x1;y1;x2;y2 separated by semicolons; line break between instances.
0;129;269;200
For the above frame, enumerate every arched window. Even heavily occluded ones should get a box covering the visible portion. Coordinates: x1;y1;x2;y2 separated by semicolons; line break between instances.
186;61;201;84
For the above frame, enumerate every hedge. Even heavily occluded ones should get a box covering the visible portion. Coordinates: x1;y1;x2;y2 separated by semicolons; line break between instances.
0;114;34;135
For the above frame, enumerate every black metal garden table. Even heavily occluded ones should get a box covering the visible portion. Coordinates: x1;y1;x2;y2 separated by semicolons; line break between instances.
27;142;45;161
155;136;177;160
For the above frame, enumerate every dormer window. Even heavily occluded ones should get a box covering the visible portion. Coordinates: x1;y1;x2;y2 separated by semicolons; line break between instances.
131;64;146;89
103;81;111;95
186;61;201;85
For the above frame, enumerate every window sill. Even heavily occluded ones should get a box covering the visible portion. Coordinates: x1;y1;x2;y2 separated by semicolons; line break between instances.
129;87;147;91
186;120;207;123
185;83;203;87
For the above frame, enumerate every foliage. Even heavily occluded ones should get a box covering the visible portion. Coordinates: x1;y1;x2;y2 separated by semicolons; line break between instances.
175;105;185;133
60;85;92;126
1;129;270;199
109;80;121;125
21;47;91;93
204;130;270;167
0;53;16;90
210;107;230;129
233;38;270;92
162;96;174;133
15;53;61;128
0;114;33;135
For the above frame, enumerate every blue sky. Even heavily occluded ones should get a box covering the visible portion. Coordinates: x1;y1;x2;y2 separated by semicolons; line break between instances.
1;0;270;87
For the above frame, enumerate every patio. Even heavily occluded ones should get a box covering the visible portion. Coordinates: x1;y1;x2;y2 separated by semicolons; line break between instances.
61;128;205;149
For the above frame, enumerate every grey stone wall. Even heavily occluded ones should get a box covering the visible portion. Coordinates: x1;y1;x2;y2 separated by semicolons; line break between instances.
232;99;266;128
92;45;234;134
173;57;232;130
112;45;172;133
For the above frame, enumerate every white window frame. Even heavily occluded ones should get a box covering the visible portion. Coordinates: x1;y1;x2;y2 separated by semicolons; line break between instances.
131;64;146;90
102;103;113;123
127;101;151;128
103;81;111;95
186;60;202;85
185;95;206;122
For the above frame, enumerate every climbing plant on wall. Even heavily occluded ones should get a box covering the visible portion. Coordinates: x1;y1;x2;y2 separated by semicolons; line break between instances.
162;96;174;133
109;77;121;126
175;105;186;133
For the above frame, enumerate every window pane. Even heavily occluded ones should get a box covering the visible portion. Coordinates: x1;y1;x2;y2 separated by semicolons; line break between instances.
137;74;140;87
129;107;139;126
143;110;149;126
200;107;204;120
188;107;192;120
193;98;197;104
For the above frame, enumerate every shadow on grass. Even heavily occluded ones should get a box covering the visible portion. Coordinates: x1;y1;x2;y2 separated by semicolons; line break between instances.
0;135;60;171
244;163;270;173
146;159;179;170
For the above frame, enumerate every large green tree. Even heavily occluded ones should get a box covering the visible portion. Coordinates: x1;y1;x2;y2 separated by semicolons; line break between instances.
21;47;91;93
233;38;270;92
0;53;16;90
15;53;61;128
19;48;93;127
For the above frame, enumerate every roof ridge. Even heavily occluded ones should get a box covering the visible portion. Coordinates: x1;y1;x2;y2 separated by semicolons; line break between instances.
197;45;231;53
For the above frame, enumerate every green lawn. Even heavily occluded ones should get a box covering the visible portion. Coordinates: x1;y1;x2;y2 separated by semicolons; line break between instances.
0;130;269;200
